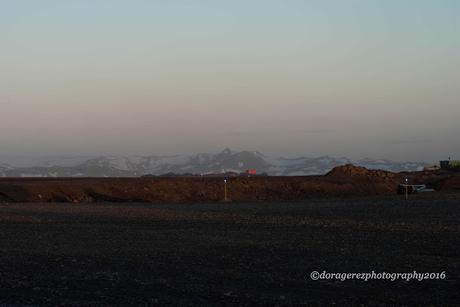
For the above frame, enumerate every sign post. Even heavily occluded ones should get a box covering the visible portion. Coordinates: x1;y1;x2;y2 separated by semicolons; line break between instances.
224;179;228;202
405;178;408;201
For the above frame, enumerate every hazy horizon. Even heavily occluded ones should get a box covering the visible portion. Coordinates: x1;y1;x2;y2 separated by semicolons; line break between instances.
1;0;459;162
0;147;448;164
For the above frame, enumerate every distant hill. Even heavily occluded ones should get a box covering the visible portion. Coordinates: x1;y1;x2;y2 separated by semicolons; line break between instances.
0;148;429;177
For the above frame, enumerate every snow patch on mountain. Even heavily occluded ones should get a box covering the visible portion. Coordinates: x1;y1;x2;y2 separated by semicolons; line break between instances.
0;149;429;177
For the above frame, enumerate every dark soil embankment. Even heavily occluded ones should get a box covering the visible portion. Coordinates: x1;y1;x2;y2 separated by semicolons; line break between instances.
0;165;457;203
0;165;401;203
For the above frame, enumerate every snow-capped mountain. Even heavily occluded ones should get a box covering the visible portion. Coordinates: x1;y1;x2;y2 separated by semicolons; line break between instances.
0;149;428;177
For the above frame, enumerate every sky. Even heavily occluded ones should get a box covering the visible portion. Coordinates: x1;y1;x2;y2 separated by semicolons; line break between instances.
1;0;459;162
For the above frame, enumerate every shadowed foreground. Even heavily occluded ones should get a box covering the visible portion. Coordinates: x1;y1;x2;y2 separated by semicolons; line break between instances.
0;193;459;305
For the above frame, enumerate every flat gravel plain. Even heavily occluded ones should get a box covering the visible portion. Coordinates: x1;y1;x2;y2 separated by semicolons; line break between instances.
0;193;459;306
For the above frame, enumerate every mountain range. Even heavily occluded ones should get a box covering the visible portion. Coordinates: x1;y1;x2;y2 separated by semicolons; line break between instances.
0;148;429;177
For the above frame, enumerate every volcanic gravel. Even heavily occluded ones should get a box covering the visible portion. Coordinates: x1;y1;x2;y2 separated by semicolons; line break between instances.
0;193;459;305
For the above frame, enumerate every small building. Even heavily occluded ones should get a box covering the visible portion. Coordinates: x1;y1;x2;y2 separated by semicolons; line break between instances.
440;159;460;170
440;160;450;169
246;169;257;176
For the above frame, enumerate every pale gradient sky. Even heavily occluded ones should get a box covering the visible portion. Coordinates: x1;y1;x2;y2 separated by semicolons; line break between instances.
1;0;459;162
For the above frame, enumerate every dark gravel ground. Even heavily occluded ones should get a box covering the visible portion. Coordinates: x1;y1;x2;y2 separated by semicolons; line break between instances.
0;193;459;306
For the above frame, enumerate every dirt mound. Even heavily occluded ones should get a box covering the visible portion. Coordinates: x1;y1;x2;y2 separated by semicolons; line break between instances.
327;164;398;181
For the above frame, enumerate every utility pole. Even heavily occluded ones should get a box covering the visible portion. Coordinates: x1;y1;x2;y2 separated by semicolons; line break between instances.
224;179;228;201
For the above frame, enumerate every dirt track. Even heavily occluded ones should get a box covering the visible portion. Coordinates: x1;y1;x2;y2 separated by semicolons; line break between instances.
0;193;458;305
